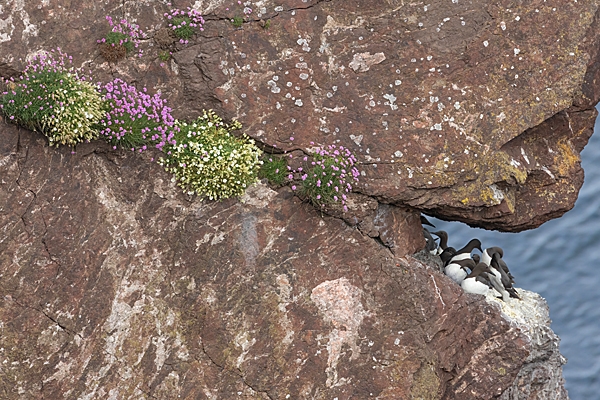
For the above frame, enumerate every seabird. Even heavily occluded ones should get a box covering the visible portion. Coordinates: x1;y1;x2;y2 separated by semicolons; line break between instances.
482;246;514;283
440;246;457;265
420;215;436;228
461;263;495;296
481;246;504;266
423;228;439;254
444;258;476;284
491;252;520;299
431;230;449;255
446;239;483;266
482;264;511;302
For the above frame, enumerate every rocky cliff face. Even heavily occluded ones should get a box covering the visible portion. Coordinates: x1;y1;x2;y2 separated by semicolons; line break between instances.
1;0;596;398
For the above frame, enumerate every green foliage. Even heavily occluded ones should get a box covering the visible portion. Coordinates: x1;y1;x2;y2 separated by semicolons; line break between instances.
158;110;263;200
159;51;172;62
171;17;195;39
0;52;104;147
259;155;288;186
105;31;135;53
262;19;271;30
232;16;244;28
290;145;359;212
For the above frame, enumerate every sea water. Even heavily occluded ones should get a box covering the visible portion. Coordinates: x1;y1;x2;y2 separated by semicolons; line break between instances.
428;108;600;400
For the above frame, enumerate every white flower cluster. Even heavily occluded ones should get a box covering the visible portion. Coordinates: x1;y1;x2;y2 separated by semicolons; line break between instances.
41;76;104;146
158;111;262;200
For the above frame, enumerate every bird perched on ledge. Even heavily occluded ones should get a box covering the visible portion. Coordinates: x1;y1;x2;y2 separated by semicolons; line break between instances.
431;230;449;255
461;263;495;296
444;258;476;284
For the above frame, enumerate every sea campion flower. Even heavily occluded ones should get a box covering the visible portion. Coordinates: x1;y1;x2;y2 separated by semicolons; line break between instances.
0;48;104;146
158;110;262;200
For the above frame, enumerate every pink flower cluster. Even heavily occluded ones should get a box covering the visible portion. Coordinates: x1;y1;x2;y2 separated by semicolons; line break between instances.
288;142;360;212
164;7;205;44
97;16;145;58
24;47;77;75
99;78;179;151
1;48;93;118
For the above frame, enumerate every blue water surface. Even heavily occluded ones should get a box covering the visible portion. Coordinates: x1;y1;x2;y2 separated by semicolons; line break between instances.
428;109;600;400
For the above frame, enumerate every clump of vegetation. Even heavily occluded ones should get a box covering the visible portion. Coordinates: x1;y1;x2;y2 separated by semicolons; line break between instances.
97;16;145;61
291;144;360;212
97;78;179;152
261;19;271;30
231;15;244;28
158;110;263;200
0;48;104;146
158;51;172;62
259;155;288;186
164;7;205;44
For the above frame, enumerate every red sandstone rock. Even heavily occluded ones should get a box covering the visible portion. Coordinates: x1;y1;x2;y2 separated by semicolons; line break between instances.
0;0;584;398
1;0;598;231
0;126;568;399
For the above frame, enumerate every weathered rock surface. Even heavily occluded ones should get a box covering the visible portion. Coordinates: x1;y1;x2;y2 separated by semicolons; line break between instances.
0;0;586;398
0;125;568;399
1;0;599;230
494;291;569;400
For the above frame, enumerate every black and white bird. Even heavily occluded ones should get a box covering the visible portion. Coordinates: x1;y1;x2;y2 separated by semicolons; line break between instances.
481;246;503;266
423;228;439;255
461;263;495;296
491;252;520;299
445;239;483;266
444;258;476;284
431;230;449;256
439;246;457;265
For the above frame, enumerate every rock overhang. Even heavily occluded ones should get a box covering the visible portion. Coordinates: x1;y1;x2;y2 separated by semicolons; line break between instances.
0;3;599;227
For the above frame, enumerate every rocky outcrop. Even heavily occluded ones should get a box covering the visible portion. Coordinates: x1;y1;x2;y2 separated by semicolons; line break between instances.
497;292;569;400
1;0;599;230
0;0;591;398
0;125;568;399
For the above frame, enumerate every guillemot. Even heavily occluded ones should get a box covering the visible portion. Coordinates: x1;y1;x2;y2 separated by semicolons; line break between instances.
481;246;504;266
461;263;495;296
491;252;520;299
446;239;483;266
439;246;457;265
420;215;436;228
423;228;439;254
482;247;515;283
444;258;476;284
431;230;449;255
482;262;511;302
